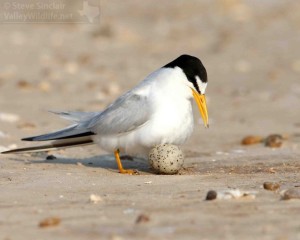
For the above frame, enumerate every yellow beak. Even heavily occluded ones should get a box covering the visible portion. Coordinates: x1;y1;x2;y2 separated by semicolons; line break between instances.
191;88;209;128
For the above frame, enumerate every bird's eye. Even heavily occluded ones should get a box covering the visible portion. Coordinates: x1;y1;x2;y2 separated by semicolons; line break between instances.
195;76;207;94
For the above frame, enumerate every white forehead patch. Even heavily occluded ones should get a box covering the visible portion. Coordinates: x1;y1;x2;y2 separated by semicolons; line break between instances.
195;76;207;94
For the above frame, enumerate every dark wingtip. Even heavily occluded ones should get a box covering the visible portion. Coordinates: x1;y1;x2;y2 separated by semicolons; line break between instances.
21;131;95;142
22;136;36;141
1;149;17;154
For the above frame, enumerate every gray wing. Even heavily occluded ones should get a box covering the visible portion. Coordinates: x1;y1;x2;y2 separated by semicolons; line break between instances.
49;110;99;123
85;91;150;135
21;91;149;141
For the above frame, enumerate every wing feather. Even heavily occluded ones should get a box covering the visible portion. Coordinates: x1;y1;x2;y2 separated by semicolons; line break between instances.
2;136;93;154
86;91;150;135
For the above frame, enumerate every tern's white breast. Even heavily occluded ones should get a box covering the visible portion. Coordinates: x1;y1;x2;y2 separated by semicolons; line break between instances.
93;67;195;156
93;98;194;156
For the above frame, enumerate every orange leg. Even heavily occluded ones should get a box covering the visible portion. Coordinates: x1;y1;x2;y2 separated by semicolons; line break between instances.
114;149;138;175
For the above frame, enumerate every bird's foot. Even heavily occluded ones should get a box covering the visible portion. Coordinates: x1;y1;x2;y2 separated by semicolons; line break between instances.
114;150;139;175
119;168;139;175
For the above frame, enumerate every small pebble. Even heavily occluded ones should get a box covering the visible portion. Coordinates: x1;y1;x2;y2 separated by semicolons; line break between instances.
89;194;102;204
135;214;150;224
264;134;283;148
205;189;256;200
206;190;217;200
39;217;61;228
241;136;263;145
281;189;300;200
263;182;280;191
46;155;57;160
17;80;32;89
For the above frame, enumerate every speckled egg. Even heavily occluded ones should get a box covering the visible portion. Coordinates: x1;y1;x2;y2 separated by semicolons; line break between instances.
148;144;184;174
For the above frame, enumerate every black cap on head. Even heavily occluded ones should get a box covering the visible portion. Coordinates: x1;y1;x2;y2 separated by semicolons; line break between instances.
164;54;207;93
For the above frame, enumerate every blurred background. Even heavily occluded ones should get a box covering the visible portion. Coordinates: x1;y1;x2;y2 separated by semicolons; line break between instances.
0;0;300;153
1;1;300;239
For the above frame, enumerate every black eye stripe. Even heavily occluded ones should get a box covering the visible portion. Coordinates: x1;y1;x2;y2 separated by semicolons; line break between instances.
192;78;200;93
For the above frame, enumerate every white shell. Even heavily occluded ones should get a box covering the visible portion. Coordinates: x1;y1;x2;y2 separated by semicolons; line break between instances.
148;144;184;174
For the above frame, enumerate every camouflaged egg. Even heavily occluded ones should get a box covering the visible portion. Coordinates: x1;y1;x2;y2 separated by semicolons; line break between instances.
148;144;184;174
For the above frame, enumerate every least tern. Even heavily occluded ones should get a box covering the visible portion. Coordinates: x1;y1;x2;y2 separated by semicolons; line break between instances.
2;54;209;174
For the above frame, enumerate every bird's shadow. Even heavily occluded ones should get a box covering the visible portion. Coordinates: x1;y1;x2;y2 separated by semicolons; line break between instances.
12;153;152;174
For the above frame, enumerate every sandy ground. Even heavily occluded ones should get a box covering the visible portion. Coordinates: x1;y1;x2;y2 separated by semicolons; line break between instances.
1;0;300;239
